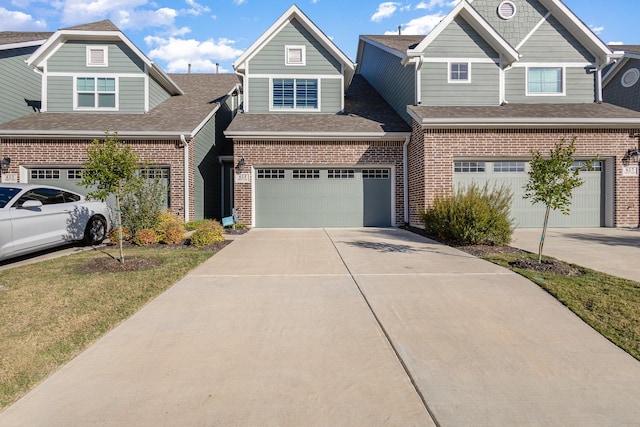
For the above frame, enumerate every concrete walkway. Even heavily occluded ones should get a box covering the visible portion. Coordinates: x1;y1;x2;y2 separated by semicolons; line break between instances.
1;228;640;426
511;227;640;282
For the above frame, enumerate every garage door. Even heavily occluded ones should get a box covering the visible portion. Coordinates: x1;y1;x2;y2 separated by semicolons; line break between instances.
453;160;603;228
255;168;391;227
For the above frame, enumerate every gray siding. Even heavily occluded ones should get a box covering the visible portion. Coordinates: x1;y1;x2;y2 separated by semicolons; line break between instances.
249;18;341;75
505;67;595;103
193;114;217;220
422;16;499;58
320;78;342;112
0;46;42;124
247;77;342;113
472;0;549;48
119;77;145;112
47;76;74;111
519;15;594;62
47;41;145;73
149;75;171;110
247;77;270;112
604;59;640;111
358;42;415;123
421;62;499;106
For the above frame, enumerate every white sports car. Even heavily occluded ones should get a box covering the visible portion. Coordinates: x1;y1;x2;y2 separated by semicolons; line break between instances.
0;183;112;261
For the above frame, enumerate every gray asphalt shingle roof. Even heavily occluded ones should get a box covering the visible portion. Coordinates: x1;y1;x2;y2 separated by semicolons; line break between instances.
225;75;411;136
0;74;239;136
360;35;424;54
0;32;53;46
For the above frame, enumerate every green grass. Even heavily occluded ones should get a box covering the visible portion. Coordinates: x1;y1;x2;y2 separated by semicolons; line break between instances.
0;246;215;410
482;252;640;361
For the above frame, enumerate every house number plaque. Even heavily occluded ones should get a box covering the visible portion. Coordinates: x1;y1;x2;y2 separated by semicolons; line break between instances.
622;165;639;177
235;172;251;184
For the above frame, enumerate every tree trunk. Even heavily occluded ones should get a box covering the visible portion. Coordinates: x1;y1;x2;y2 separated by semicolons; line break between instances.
116;194;125;264
538;206;550;264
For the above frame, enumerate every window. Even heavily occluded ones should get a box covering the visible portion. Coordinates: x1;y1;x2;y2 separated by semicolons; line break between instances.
454;162;486;173
449;62;470;83
30;169;60;180
493;162;525;173
86;46;108;67
292;169;320;179
527;67;564;95
140;168;169;179
572;161;603;172
76;77;117;109
285;45;305;66
257;169;285;179
67;169;83;179
15;188;80;207
362;169;390;179
328;169;355;179
272;78;318;110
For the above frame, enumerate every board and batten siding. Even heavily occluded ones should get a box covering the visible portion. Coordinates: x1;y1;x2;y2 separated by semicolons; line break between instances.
357;41;415;124
421;16;499;58
518;15;594;62
472;0;550;48
0;46;42;124
604;59;640;112
47;41;145;73
505;66;595;103
248;18;341;75
421;62;499;106
149;75;171;111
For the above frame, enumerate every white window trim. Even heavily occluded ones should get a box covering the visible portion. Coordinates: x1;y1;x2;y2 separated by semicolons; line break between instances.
268;77;321;112
448;62;472;84
526;66;566;97
73;76;119;111
86;45;108;67
285;45;306;66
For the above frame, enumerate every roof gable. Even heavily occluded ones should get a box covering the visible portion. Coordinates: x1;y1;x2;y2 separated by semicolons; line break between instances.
406;0;519;66
233;5;355;88
26;20;183;96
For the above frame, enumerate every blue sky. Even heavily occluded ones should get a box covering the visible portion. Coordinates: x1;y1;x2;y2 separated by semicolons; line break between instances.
2;0;637;74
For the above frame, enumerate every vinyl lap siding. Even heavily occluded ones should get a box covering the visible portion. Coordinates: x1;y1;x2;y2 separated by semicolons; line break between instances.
422;16;498;58
518;15;594;62
247;77;270;112
358;42;415;124
119;77;145;112
421;62;499;106
47;41;145;73
505;67;595;103
321;78;342;112
193;116;217;220
46;76;73;111
0;46;41;124
149;76;171;110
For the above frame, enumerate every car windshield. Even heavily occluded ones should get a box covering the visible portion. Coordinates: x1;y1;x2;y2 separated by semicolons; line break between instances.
0;187;21;208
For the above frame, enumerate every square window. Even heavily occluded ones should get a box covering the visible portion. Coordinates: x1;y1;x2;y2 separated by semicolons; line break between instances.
76;76;116;110
528;67;564;95
286;45;305;66
450;62;470;82
272;78;318;110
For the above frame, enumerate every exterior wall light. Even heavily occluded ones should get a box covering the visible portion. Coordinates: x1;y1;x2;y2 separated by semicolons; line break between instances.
623;149;640;165
235;157;245;172
0;157;10;173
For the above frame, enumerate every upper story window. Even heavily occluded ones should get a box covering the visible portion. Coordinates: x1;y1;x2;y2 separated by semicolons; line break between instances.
75;77;117;110
86;46;108;67
272;78;318;110
527;67;565;96
449;62;470;83
285;45;306;66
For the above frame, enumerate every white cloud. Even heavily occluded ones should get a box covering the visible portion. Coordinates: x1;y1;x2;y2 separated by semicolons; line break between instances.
233;0;246;5
116;8;177;29
415;0;457;10
145;35;244;73
386;13;444;35
608;41;624;45
183;0;210;16
371;2;399;22
0;7;47;30
589;25;604;35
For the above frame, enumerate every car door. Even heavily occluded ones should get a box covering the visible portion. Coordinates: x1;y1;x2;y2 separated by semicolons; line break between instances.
10;188;77;253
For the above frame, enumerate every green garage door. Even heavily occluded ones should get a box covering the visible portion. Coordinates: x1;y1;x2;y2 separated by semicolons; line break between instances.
255;168;391;228
453;160;604;228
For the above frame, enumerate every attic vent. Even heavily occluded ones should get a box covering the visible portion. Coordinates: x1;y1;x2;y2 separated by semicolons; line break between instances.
86;46;108;67
498;1;517;19
621;68;640;88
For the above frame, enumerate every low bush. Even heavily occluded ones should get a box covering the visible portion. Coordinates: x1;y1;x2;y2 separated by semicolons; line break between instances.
185;219;209;231
190;220;225;248
108;226;131;243
155;211;185;245
421;183;514;246
132;229;159;246
120;175;167;234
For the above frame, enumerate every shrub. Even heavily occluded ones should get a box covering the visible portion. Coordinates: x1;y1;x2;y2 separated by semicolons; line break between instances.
421;183;514;246
108;226;131;243
155;211;185;245
190;220;225;248
120;175;167;234
185;219;208;231
132;229;159;246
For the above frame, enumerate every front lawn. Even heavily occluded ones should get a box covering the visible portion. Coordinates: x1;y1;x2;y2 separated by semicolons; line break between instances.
0;246;216;410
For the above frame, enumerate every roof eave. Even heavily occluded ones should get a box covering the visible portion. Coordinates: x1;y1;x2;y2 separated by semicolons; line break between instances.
0;130;191;139
414;118;640;129
224;131;411;141
0;39;48;51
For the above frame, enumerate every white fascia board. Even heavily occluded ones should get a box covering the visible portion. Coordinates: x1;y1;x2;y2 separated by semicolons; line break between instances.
191;104;222;136
414;117;640;129
358;36;406;60
0;130;191;139
603;55;640;87
409;1;519;66
0;39;47;51
539;0;611;64
224;131;412;141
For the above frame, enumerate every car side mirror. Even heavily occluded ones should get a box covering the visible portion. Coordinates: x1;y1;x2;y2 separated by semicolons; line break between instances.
21;200;43;209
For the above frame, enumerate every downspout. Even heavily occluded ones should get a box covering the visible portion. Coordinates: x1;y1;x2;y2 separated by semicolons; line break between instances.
595;59;606;103
403;135;410;225
181;134;190;221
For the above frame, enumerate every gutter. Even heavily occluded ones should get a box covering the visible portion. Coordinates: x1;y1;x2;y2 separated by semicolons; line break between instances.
403;135;410;225
414;118;640;129
181;134;190;222
0;130;194;139
223;131;412;141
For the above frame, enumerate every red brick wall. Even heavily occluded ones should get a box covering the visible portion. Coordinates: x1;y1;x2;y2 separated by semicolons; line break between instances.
0;137;192;220
233;139;406;226
408;124;640;228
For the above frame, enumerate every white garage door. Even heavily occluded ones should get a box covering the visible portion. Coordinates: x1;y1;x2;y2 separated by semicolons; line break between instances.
453;160;604;228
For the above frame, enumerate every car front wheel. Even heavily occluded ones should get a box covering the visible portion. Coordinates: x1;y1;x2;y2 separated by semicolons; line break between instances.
84;216;107;246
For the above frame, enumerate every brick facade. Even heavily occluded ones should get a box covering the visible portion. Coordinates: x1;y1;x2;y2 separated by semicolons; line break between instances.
233;139;406;226
408;124;640;228
0;137;193;220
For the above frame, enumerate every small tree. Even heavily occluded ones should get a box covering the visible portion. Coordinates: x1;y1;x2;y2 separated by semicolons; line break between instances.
523;137;590;263
80;132;140;263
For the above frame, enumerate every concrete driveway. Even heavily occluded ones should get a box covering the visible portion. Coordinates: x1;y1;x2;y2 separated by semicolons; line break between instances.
1;228;639;426
511;227;640;282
